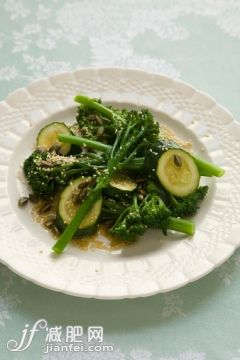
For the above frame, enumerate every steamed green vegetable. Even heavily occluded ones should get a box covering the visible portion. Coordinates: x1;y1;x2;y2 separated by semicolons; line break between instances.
56;176;102;238
37;122;72;155
110;192;195;242
23;150;106;196
104;172;138;198
156;148;200;197
21;94;225;254
145;139;225;178
171;186;209;218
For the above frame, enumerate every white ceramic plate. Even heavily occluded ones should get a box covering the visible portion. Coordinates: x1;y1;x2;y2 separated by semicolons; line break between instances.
0;68;239;299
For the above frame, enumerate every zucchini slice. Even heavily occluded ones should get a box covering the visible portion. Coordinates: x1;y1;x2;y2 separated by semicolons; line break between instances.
57;177;102;238
156;149;199;197
104;173;137;198
37;122;72;155
110;173;137;192
144;139;179;174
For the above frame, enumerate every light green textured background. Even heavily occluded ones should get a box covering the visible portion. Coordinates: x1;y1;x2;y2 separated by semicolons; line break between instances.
0;1;240;359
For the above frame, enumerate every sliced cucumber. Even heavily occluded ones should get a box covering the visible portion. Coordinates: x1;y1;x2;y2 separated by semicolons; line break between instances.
156;149;200;197
57;177;102;238
104;172;137;198
37;122;72;155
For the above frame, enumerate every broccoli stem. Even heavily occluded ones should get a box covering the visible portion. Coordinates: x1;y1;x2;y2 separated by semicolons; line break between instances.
125;157;219;175
192;155;225;177
58;134;145;170
58;134;111;152
167;217;195;235
125;157;145;170
52;187;103;254
75;95;114;119
58;133;224;177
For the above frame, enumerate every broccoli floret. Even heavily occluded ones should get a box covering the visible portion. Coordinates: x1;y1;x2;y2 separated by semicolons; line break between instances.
23;150;104;197
141;193;171;231
110;195;147;242
139;191;196;236
76;97;159;148
125;109;160;147
23;151;55;196
109;190;196;242
76;99;124;143
171;186;209;218
146;180;172;207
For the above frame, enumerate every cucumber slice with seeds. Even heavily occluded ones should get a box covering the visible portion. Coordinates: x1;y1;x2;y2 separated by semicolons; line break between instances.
157;149;200;197
57;177;102;238
37;122;72;155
